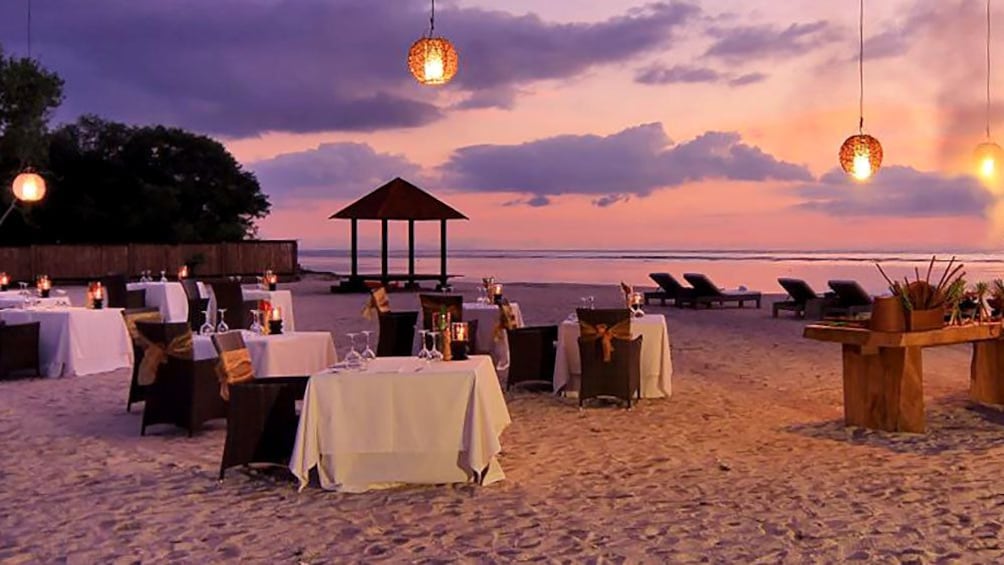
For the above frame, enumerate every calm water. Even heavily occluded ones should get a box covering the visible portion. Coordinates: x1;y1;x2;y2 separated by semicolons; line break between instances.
299;249;1004;295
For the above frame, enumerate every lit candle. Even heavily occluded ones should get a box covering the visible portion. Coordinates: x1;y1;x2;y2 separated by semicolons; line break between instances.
492;283;503;296
271;306;282;321
178;265;189;279
451;322;469;342
93;284;103;300
631;292;643;306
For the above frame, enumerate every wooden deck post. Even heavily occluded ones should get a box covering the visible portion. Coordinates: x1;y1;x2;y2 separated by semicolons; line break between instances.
381;219;389;286
439;219;447;290
350;219;358;279
408;219;416;286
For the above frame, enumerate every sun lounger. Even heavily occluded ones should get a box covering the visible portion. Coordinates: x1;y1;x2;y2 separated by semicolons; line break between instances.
825;280;874;316
682;273;762;309
644;273;695;307
774;278;832;319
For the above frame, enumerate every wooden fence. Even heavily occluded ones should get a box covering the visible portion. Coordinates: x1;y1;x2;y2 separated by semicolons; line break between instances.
0;241;298;282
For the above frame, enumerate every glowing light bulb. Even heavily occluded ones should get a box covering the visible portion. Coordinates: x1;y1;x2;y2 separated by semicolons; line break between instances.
982;156;997;179
852;153;873;181
12;171;47;202
424;51;444;82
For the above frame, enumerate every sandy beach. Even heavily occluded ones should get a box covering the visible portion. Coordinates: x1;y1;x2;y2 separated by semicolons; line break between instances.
2;276;1003;563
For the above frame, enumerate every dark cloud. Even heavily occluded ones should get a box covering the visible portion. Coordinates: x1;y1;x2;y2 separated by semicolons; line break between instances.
794;166;992;217
705;21;841;61
0;1;700;137
593;194;631;207
441;123;812;205
635;64;720;85
250;142;420;199
728;72;768;87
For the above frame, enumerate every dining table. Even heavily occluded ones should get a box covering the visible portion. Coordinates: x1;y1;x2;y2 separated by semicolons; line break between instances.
205;286;296;331
193;330;337;377
290;355;511;493
553;313;673;398
126;281;190;323
0;290;71;310
0;306;132;377
461;301;524;371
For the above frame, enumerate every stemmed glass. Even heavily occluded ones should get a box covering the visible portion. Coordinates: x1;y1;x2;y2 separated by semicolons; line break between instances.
476;286;487;305
428;331;444;362
216;309;229;333
417;329;431;359
199;310;214;335
159;270;167;282
360;330;376;362
345;333;363;368
249;310;263;335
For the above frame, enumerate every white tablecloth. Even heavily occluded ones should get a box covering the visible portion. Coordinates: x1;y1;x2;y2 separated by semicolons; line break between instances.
0;307;132;378
553;313;673;398
127;282;189;322
193;331;336;377
462;302;524;371
205;287;295;332
0;291;71;309
291;355;511;493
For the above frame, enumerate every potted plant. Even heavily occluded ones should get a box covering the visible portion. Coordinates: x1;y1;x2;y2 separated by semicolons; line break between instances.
876;256;965;332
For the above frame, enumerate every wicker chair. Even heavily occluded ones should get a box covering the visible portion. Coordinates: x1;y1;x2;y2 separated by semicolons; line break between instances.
122;309;164;412
102;273;147;309
0;321;41;379
506;325;558;391
377;311;418;357
136;321;226;436
218;376;307;480
179;278;209;331
419;294;463;330
209;280;250;331
576;308;641;408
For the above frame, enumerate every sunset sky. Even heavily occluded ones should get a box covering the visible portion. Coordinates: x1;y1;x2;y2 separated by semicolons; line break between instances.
1;0;1002;251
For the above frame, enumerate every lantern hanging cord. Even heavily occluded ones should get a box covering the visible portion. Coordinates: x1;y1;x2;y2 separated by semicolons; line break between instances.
429;0;436;35
988;0;993;140
858;0;864;133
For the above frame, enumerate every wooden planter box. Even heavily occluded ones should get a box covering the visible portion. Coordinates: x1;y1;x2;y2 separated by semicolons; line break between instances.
870;297;906;332
907;307;945;332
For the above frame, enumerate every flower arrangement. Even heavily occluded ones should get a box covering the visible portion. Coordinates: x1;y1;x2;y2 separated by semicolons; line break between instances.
875;256;965;331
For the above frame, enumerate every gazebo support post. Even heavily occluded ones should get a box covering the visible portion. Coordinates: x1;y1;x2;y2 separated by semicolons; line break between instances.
437;219;449;291
381;219;389;287
350;219;359;280
405;219;418;290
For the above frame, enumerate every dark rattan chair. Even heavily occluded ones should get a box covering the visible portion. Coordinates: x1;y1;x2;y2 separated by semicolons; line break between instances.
180;278;209;331
377;311;418;357
506;325;558;391
209;280;250;332
219;376;308;480
102;273;147;309
0;321;41;379
122;309;164;412
576;308;640;408
136;321;226;436
419;294;463;330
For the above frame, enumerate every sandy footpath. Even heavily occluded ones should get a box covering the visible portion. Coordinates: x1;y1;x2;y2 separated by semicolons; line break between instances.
2;276;1004;562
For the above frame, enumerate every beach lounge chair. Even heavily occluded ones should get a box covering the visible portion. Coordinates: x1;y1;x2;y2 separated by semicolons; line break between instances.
577;308;641;407
644;273;695;307
682;273;762;309
506;325;558;391
826;280;874;316
774;278;831;319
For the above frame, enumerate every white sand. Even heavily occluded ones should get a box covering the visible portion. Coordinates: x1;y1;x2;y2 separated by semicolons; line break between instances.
2;276;1003;562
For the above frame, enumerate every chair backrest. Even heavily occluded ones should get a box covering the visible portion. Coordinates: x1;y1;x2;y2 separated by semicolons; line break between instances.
682;273;723;297
419;294;463;330
212;331;254;395
576;308;631;330
827;280;873;307
209;280;249;331
134;321;195;387
377;311;418;356
181;279;201;301
506;325;558;388
578;334;642;403
122;309;164;345
649;273;687;294
777;278;819;303
187;297;210;331
212;330;247;354
102;273;130;308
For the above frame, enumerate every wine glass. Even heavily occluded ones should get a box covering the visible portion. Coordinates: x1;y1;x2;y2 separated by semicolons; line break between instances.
476;285;487;305
428;331;444;362
159;270;167;282
417;329;430;359
249;309;263;335
199;310;214;335
216;309;229;333
587;296;595;309
345;333;363;368
360;330;376;361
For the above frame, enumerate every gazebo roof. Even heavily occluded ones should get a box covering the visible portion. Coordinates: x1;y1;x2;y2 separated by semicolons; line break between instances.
329;177;468;221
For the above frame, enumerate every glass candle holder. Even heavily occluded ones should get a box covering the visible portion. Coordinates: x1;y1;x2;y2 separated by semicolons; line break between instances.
0;272;9;291
492;283;504;305
268;306;283;335
450;321;469;360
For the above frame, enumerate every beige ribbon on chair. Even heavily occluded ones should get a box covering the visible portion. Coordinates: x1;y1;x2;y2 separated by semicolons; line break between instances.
361;287;391;320
620;281;633;308
579;319;632;362
123;311;163;343
493;301;518;341
216;348;254;401
135;331;194;386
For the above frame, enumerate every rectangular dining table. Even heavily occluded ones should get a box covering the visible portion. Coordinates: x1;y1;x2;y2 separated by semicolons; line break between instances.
192;330;337;377
553;313;674;398
461;302;524;370
290;355;511;493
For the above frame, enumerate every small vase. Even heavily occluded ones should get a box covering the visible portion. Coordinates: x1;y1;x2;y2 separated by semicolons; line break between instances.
870;296;906;332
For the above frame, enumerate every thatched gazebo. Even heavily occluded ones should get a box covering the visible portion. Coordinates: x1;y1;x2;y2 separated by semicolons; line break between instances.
329;177;468;292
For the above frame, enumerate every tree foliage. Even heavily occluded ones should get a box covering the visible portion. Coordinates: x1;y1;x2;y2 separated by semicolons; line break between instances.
0;46;270;244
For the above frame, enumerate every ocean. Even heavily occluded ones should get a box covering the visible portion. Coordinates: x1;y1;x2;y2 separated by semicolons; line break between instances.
299;249;1004;295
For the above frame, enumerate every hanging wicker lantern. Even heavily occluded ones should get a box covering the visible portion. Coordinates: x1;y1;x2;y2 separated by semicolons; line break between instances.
975;141;1004;180
839;134;883;182
12;170;46;202
408;36;458;86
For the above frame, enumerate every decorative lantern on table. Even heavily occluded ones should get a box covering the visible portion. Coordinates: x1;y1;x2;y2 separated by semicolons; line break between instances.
268;306;283;335
491;283;504;305
0;272;9;291
88;282;104;309
264;269;278;291
450;321;469;360
629;292;645;317
177;265;189;280
37;275;51;298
